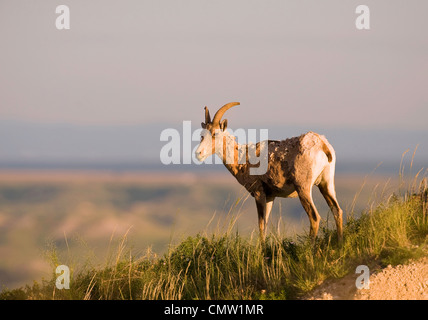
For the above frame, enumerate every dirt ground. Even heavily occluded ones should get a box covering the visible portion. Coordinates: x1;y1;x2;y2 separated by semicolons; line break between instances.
306;256;428;300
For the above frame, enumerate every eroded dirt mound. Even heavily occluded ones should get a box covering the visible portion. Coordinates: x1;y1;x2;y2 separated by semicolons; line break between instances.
307;257;428;300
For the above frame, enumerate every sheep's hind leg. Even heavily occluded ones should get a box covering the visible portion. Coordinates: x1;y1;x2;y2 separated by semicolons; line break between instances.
296;186;321;240
318;179;343;243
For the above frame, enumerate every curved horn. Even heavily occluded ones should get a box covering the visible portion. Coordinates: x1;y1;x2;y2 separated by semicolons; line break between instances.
204;106;211;124
212;102;240;126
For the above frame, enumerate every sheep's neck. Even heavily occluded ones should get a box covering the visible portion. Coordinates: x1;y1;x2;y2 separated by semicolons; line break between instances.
216;133;248;177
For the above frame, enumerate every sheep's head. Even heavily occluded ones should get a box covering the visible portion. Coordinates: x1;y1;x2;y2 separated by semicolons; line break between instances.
195;102;240;162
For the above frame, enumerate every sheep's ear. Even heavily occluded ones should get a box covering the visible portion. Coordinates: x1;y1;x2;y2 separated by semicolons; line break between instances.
201;122;206;129
220;119;227;131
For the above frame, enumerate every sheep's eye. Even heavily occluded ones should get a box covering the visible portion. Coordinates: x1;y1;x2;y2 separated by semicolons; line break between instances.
200;136;204;142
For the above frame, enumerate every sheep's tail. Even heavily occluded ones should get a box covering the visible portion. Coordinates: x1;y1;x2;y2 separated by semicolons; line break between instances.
322;141;333;163
313;132;334;163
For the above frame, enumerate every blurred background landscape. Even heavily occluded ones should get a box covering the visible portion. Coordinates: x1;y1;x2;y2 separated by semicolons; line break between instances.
0;168;409;290
0;0;427;290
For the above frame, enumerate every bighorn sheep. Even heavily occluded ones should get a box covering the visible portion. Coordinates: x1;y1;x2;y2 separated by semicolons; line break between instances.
195;102;343;242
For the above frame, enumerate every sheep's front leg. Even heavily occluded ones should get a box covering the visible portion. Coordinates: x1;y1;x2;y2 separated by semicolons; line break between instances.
255;194;274;241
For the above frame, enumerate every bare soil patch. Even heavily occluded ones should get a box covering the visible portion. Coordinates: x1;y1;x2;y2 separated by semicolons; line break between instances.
306;256;428;300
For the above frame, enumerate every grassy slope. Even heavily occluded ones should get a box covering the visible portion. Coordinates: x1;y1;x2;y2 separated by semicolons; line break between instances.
1;183;427;300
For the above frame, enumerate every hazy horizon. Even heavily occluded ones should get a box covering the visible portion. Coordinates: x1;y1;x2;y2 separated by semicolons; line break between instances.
0;119;426;176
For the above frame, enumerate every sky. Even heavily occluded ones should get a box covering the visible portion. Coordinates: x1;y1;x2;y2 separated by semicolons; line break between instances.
0;1;427;168
0;0;427;128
